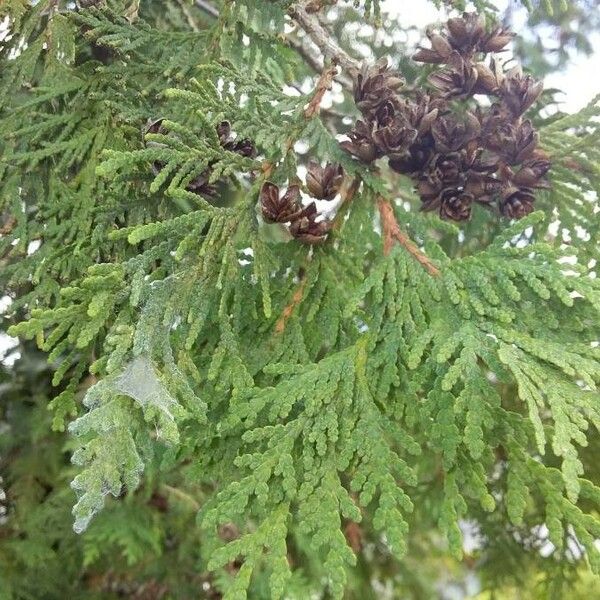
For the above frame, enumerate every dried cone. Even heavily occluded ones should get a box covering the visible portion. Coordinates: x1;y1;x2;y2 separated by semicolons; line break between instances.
389;139;434;176
372;115;418;160
144;120;257;198
340;120;381;163
428;51;478;98
445;13;486;56
306;161;344;200
500;66;544;117
419;179;473;222
143;118;176;179
399;94;442;136
473;59;504;95
427;152;465;188
260;182;304;223
288;204;332;244
414;13;486;64
480;26;514;53
354;57;404;116
431;112;480;154
500;186;535;219
218;121;257;158
487;120;538;164
342;12;551;223
260;179;334;245
439;189;473;221
512;154;551;188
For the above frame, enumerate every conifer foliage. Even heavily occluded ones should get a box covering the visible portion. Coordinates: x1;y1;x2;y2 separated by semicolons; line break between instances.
1;0;600;598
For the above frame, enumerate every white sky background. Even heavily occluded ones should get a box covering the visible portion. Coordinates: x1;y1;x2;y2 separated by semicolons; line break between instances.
1;1;599;364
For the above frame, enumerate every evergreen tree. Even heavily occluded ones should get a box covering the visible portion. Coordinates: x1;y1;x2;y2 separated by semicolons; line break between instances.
1;1;599;598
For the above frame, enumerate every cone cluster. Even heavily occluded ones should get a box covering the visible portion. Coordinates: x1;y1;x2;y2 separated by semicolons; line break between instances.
260;161;344;244
342;13;551;221
143;119;256;198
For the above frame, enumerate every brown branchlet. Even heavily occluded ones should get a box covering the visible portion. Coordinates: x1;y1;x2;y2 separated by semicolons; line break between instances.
342;12;550;222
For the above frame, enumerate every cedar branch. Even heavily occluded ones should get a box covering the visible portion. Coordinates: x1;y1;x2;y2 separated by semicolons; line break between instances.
194;0;354;89
274;176;360;335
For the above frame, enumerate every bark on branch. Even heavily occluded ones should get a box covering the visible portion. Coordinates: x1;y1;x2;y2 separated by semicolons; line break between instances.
288;2;361;78
194;0;219;18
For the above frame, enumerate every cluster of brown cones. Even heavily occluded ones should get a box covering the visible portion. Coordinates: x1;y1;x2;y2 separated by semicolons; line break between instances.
341;13;551;221
260;162;344;244
143;119;256;198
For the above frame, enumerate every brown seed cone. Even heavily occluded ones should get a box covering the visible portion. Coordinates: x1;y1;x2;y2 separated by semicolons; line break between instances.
398;94;444;134
446;13;486;56
354;57;405;116
372;115;418;159
218;121;257;158
473;58;504;95
480;26;514;53
389;137;434;175
374;99;397;127
143;118;169;177
431;112;481;154
260;182;303;223
186;173;218;197
228;138;257;158
439;188;473;221
465;176;503;205
500;66;543;117
306;161;344;200
142;118;258;201
426;152;466;188
340;120;381;163
419;182;473;221
288;205;332;244
217;121;232;144
428;51;479;98
416;14;512;62
511;154;551;188
412;47;448;65
486;119;539;165
499;186;535;219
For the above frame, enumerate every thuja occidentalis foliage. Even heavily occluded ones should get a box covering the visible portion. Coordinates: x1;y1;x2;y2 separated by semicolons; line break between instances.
1;1;600;599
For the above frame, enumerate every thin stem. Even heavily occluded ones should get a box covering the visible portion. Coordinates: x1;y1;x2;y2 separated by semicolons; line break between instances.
331;176;361;234
275;276;307;334
160;484;201;511
194;0;220;18
304;63;338;118
288;2;361;77
377;198;440;277
192;0;354;90
0;216;16;236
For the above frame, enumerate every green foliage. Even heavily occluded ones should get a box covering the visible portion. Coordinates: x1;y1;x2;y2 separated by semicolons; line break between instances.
1;1;600;598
